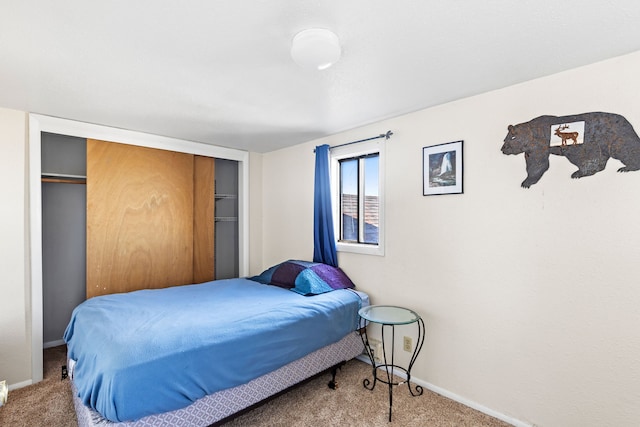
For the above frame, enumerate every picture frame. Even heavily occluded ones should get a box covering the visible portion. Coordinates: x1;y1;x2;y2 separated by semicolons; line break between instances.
422;140;463;196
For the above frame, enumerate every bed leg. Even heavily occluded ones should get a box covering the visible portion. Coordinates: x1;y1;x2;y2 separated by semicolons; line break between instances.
327;361;346;390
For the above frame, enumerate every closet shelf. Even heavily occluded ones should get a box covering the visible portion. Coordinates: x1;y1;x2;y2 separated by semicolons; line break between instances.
215;217;238;222
215;193;237;200
42;173;87;184
42;172;86;178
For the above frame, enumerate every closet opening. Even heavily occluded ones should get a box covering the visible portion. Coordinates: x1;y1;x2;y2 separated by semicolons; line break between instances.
41;132;86;350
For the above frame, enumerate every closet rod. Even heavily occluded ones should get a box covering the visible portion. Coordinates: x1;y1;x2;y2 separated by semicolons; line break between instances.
313;130;393;152
41;177;86;184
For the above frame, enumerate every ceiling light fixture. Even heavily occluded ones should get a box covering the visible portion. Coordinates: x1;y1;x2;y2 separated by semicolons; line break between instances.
291;28;341;71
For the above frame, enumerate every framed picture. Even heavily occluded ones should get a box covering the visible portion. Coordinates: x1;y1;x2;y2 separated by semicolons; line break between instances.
423;140;463;196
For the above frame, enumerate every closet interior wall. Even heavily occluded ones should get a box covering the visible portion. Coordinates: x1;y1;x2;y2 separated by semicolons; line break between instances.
41;132;87;348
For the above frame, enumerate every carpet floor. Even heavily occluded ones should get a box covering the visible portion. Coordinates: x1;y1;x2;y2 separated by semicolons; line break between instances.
0;346;512;426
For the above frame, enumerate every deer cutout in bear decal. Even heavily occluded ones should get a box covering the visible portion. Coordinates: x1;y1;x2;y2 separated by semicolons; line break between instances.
554;124;579;146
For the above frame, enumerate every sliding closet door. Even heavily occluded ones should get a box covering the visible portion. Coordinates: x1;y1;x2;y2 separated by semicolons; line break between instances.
86;139;195;298
193;155;215;283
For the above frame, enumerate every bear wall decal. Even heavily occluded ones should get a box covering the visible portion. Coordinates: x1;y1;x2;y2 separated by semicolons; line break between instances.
501;112;640;188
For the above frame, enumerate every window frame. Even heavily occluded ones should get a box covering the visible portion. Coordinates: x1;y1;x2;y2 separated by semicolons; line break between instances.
330;139;385;256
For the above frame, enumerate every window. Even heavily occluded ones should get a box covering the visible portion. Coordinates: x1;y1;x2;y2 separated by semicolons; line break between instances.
330;139;384;256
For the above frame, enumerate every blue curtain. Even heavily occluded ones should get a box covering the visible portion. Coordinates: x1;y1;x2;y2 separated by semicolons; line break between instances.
313;144;338;267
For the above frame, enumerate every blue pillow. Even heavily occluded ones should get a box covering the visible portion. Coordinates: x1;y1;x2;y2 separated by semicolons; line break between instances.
249;260;355;295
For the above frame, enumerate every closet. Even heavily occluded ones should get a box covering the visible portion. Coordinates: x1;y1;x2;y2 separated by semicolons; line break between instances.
41;133;239;347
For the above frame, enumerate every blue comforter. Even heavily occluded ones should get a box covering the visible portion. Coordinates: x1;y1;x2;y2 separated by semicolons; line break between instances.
64;278;364;422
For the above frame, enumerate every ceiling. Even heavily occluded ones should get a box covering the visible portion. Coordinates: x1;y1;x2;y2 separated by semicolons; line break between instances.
2;1;640;153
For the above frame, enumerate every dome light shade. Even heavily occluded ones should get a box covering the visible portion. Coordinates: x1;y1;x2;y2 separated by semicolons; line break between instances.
291;28;341;70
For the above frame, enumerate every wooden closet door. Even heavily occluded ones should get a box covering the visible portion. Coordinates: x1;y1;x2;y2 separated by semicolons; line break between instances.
193;155;215;283
86;139;195;298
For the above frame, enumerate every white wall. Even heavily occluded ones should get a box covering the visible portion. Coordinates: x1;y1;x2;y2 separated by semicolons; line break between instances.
260;50;640;426
0;108;30;387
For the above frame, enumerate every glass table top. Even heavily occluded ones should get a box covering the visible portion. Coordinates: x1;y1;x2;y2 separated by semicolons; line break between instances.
358;305;420;325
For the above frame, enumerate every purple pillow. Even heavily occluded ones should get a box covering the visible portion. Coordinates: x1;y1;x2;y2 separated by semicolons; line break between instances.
249;260;355;295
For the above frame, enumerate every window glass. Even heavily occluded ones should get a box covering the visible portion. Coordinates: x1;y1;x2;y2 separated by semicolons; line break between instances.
338;154;379;245
363;155;379;244
340;158;358;242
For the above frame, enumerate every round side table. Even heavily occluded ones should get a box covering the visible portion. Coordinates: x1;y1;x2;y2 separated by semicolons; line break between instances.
358;305;425;422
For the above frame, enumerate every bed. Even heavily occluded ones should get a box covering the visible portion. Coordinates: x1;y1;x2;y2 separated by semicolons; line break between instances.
64;260;368;426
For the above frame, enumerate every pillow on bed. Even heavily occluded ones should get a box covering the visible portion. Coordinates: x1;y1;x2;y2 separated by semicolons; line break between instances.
249;260;355;295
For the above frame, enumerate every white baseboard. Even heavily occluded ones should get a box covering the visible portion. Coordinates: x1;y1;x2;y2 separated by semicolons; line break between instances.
355;355;531;427
8;379;32;391
43;339;65;349
9;341;67;391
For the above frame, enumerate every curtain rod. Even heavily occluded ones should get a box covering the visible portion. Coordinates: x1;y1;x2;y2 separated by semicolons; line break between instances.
313;130;393;152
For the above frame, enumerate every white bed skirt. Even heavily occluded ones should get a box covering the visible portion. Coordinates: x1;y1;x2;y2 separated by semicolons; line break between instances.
71;331;364;427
